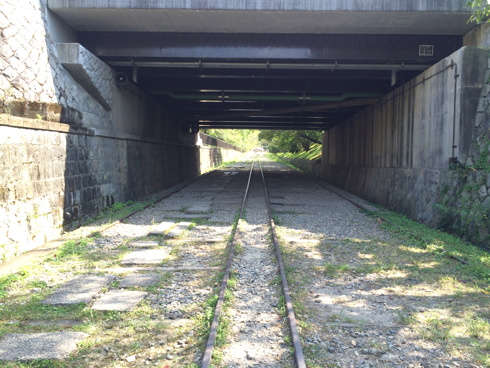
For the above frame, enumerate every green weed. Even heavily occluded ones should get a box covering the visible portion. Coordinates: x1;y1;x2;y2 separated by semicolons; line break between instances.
324;262;351;277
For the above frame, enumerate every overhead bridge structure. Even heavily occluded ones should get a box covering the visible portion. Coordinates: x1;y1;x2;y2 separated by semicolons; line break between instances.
2;0;490;256
48;0;474;131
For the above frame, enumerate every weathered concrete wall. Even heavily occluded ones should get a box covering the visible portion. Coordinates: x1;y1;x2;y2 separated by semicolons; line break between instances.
320;47;490;244
197;133;244;173
0;0;201;261
434;26;490;247
464;22;490;48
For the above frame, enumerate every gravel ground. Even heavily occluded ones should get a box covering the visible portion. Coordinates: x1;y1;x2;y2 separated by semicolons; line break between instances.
262;158;486;368
85;156;486;368
2;155;487;368
220;164;293;368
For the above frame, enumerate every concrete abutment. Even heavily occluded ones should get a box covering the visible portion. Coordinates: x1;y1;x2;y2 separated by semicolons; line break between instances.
318;45;490;248
0;0;241;261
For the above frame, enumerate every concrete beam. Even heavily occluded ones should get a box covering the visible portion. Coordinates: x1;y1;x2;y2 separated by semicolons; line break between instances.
48;0;473;35
56;43;112;111
46;0;470;12
80;33;461;64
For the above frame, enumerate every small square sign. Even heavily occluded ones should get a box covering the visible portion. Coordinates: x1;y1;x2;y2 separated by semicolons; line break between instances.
419;45;434;56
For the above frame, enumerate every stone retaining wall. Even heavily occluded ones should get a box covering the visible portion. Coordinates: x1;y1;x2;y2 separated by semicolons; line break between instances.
0;0;109;124
0;115;202;261
0;0;207;261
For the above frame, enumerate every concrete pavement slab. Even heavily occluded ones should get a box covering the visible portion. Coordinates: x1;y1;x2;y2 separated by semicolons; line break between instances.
119;273;160;288
148;221;175;236
91;290;147;311
127;240;160;248
165;222;192;238
0;332;88;360
168;214;210;219
121;248;171;265
42;275;115;305
185;205;210;214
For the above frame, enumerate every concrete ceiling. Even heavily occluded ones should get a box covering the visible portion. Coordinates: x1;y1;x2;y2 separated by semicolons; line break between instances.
47;0;476;131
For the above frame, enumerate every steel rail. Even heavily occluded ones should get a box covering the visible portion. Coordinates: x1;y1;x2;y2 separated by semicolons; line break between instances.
257;159;307;368
201;160;255;368
202;158;306;367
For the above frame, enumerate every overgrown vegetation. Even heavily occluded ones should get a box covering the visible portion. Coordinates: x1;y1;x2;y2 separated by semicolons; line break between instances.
435;134;490;249
467;0;490;23
376;210;490;284
275;143;322;161
95;200;149;223
258;130;323;153
203;129;260;152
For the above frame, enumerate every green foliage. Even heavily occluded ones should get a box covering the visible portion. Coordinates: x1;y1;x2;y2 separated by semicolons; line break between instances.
467;0;490;23
276;143;322;160
467;315;490;339
94;200;147;224
56;238;93;259
0;272;23;298
377;210;490;284
110;202;128;211
258;130;322;153
324;262;351;277
475;138;490;171
0;85;14;114
434;134;490;247
203;129;260;151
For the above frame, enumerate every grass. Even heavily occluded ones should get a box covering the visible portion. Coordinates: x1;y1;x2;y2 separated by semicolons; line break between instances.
89;200;151;226
324;262;351;277
275;143;322;161
375;211;490;283
419;313;454;342
0;222;228;368
275;206;490;367
466;314;490;339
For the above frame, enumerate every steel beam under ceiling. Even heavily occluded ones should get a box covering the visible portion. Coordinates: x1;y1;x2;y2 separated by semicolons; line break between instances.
75;32;464;131
80;33;461;64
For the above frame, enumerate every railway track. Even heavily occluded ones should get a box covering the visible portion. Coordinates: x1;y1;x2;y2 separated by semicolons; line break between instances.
80;155;305;367
86;155;305;367
202;157;305;368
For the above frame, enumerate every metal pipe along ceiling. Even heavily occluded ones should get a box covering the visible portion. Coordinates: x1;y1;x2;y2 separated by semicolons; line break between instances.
108;60;430;71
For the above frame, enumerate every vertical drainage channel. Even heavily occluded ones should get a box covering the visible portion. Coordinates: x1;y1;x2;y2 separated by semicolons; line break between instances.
451;61;460;163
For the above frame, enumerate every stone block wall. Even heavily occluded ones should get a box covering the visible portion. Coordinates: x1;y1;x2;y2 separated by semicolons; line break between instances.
0;0;206;261
0;114;202;261
0;0;109;124
0;120;65;260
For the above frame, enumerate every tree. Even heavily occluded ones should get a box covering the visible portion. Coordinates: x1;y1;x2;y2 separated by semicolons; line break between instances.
258;130;323;153
467;0;490;23
203;129;260;151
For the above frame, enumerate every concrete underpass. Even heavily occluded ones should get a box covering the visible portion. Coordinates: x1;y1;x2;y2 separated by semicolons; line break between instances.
1;0;490;258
